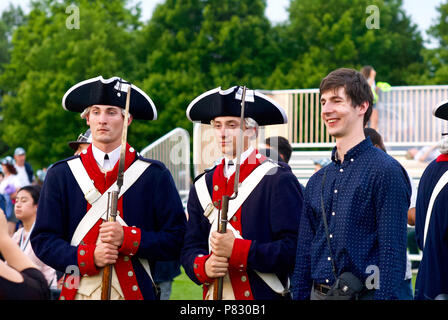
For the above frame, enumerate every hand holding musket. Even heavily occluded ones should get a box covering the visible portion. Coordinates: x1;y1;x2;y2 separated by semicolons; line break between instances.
100;84;131;300
213;86;247;300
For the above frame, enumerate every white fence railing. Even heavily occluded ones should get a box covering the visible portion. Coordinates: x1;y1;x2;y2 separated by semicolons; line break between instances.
140;128;191;203
261;85;448;147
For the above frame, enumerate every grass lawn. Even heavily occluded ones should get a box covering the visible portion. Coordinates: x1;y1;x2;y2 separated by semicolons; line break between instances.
168;268;420;300
170;267;203;300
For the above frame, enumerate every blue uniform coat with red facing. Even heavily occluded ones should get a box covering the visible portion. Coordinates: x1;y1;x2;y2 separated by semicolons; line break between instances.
181;150;304;300
30;144;186;300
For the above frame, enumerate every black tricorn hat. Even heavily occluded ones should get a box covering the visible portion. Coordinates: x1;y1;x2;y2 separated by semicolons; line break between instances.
68;129;92;151
62;76;157;120
186;86;287;126
434;99;448;121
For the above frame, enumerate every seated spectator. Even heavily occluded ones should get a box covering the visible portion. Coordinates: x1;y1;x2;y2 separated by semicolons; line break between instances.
12;185;58;290
0;209;50;300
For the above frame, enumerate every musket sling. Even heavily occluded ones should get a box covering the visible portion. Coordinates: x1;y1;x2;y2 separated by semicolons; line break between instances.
67;158;155;296
423;169;448;248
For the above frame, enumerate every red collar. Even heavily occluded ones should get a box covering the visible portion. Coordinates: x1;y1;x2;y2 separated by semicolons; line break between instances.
212;149;267;206
436;153;448;162
80;143;136;193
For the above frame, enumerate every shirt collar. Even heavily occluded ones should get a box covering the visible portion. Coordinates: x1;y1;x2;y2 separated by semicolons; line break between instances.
331;137;373;164
91;144;121;170
223;146;255;178
225;146;254;166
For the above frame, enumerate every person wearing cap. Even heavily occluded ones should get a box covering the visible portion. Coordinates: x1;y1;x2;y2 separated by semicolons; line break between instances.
68;129;92;155
181;86;304;300
13;147;34;187
30;76;186;300
292;68;411;300
414;101;448;300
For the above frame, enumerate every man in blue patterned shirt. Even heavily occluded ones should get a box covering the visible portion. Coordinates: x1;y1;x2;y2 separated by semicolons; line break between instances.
292;68;411;300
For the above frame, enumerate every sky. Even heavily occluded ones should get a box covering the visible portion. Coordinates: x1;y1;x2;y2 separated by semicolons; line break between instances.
0;0;444;46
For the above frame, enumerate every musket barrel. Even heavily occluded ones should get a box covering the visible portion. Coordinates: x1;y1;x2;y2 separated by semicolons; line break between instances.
100;82;131;300
213;86;247;300
213;195;229;300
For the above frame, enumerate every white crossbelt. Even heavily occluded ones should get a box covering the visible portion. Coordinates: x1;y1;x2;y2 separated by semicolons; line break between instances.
195;161;289;295
423;169;448;248
67;157;154;283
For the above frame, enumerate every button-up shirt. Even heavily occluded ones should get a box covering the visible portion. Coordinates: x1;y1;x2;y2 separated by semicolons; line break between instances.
223;146;255;179
292;137;411;300
92;144;121;171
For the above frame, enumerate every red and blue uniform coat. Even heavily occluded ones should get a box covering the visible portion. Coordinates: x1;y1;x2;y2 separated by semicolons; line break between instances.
31;144;186;300
181;149;304;300
415;153;448;300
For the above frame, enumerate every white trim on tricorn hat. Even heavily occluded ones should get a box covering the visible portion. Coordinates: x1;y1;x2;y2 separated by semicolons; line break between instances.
433;99;448;121
62;76;157;120
186;86;287;126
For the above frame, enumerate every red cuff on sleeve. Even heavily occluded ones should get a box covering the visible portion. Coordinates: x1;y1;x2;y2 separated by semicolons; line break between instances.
229;238;252;271
78;244;99;276
118;226;141;256
193;254;214;285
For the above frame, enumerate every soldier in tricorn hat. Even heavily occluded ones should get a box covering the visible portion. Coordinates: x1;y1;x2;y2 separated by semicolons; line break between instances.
414;100;448;300
31;76;186;300
181;86;304;300
68;128;92;155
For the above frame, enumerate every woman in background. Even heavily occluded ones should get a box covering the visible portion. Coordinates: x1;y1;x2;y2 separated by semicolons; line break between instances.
12;185;58;289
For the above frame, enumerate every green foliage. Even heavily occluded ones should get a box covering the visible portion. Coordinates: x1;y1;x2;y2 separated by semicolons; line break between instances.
0;4;26;74
0;0;441;169
418;1;448;84
268;0;424;88
0;0;141;168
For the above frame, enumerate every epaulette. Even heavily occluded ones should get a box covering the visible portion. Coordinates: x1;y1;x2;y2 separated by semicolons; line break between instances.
193;164;217;184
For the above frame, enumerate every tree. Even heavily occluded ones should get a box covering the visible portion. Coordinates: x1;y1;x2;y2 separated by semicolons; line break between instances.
0;0;141;168
132;0;280;148
0;4;26;74
268;0;425;89
419;1;448;84
196;0;279;89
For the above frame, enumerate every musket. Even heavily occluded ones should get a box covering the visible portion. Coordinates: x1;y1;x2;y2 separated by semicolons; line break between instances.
101;82;132;300
213;86;247;300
